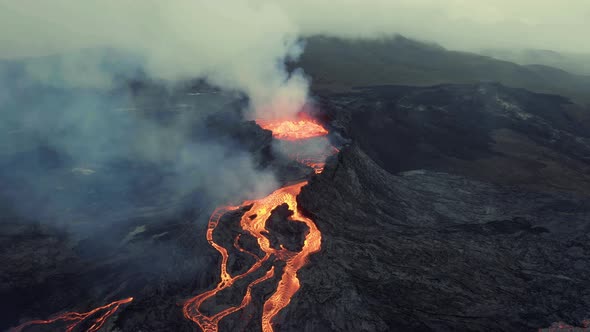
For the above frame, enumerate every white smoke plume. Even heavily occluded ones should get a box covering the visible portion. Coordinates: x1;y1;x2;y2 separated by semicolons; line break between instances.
0;1;308;119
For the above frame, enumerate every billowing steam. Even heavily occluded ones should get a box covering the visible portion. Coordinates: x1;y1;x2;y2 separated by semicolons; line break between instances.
0;1;309;119
0;1;307;236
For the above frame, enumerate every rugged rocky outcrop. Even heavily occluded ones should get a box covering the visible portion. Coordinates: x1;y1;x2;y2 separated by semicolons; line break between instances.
279;83;590;331
289;144;590;331
319;83;590;195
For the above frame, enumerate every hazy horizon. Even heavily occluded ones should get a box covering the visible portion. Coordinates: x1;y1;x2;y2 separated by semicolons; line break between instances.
2;1;590;59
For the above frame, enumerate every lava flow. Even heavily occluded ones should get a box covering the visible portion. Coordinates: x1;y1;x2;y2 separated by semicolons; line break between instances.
256;114;328;141
184;116;333;332
10;297;133;332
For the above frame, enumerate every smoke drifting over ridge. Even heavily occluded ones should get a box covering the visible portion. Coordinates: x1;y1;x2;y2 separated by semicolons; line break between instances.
280;0;590;53
2;0;589;117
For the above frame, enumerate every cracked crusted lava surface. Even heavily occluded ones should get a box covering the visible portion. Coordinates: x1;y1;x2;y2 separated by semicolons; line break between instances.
2;82;590;331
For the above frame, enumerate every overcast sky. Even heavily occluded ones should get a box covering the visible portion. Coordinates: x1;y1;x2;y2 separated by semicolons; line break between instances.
278;0;590;53
1;0;589;59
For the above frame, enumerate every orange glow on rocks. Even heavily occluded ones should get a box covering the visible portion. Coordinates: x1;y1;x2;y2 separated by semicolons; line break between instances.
291;146;339;174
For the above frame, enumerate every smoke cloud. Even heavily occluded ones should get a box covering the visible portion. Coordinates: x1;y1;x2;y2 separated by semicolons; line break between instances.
0;1;309;119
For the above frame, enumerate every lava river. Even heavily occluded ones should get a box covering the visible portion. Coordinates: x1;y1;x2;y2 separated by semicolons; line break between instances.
183;117;335;332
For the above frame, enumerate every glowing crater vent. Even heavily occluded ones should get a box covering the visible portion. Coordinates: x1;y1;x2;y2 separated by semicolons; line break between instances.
257;116;328;141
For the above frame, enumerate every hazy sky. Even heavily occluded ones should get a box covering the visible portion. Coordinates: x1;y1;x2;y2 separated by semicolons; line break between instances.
277;0;590;53
1;0;589;58
0;0;588;119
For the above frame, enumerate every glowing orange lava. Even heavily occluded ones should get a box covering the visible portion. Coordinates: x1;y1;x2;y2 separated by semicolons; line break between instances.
10;297;133;332
183;182;321;332
184;117;333;332
256;116;328;141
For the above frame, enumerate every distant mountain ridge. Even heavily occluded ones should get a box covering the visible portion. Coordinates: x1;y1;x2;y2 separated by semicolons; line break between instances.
298;35;590;105
480;48;590;76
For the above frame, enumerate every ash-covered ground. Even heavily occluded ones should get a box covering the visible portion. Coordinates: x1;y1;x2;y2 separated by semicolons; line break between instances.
2;82;590;331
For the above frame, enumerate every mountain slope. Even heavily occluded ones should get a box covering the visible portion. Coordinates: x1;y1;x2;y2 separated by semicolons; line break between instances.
480;48;590;76
318;83;590;195
298;36;590;105
283;83;590;331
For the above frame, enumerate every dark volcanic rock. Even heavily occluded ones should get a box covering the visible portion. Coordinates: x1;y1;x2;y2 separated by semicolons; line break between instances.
319;83;590;195
265;204;309;252
259;82;590;332
288;144;590;331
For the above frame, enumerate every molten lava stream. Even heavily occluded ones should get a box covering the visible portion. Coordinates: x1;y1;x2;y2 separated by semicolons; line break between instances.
183;182;322;332
184;117;331;332
241;182;322;332
10;297;133;332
